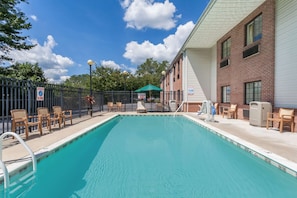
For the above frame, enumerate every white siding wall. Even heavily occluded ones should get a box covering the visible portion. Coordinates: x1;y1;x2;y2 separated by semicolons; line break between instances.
210;46;217;102
275;0;297;108
182;48;216;102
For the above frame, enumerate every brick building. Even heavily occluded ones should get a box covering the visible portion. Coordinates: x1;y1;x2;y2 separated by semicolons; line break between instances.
161;0;297;127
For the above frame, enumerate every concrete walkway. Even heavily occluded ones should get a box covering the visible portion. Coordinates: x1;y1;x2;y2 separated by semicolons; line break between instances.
2;112;117;162
187;113;297;164
1;111;297;176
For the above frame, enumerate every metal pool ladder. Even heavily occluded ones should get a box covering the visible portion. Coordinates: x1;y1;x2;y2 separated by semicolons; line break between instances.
0;132;37;189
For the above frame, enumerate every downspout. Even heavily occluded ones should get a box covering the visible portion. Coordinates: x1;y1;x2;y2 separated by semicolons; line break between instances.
183;50;189;112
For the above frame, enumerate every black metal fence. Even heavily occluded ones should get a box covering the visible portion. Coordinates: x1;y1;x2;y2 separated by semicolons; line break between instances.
0;77;183;135
0;78;91;134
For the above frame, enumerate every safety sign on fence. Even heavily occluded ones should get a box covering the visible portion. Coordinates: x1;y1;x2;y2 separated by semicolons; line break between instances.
36;87;45;101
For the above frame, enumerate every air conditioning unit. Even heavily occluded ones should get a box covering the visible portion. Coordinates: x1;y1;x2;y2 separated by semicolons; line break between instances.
249;101;272;127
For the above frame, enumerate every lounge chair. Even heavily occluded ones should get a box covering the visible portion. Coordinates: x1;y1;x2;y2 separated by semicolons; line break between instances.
222;104;238;119
52;106;73;127
10;109;42;139
37;107;61;131
116;102;123;111
266;108;295;132
136;101;147;113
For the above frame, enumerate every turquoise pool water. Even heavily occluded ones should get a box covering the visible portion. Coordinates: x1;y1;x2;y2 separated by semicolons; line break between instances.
2;115;297;197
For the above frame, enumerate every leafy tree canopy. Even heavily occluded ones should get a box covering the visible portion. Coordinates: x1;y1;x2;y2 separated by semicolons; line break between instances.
63;74;90;89
92;67;131;91
135;58;168;88
0;62;47;82
0;0;35;61
63;58;168;91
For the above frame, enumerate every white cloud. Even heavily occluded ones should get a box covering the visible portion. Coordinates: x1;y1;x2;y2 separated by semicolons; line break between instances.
123;21;195;65
30;15;38;21
101;60;121;70
9;35;74;83
100;60;136;74
120;0;132;8
121;0;177;30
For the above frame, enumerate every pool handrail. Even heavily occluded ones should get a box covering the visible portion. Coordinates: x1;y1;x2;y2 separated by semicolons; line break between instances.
0;159;9;189
174;101;185;117
0;132;37;189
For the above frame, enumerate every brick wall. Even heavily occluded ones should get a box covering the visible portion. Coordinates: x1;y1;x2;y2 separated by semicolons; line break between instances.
217;0;275;119
166;54;183;107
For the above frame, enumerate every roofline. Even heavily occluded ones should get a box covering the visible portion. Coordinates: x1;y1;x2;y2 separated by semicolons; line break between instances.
170;0;216;67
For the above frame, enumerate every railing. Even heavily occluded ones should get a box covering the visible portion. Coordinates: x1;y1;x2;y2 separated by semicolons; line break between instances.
0;159;9;189
174;101;185;117
0;132;37;189
0;77;140;135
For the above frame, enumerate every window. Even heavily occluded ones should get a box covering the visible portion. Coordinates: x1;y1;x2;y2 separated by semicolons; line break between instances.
221;38;231;59
221;86;230;103
173;66;176;82
245;14;262;45
245;81;261;104
177;62;180;79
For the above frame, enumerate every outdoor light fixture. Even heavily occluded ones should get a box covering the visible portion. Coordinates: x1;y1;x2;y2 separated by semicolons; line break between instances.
161;70;166;112
87;59;94;117
123;70;128;111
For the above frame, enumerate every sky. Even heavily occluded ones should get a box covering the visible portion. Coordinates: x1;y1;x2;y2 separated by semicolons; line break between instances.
8;0;210;83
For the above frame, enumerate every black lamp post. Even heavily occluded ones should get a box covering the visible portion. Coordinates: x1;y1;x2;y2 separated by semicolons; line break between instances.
123;71;128;111
161;70;166;112
87;59;94;117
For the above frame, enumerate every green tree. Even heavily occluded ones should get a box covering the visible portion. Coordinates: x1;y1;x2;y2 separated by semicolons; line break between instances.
0;62;47;82
92;67;125;91
0;0;35;61
62;67;138;91
62;58;168;92
63;74;89;89
124;73;138;91
135;58;168;87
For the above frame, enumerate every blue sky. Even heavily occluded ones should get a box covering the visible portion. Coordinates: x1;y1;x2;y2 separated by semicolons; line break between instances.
9;0;210;83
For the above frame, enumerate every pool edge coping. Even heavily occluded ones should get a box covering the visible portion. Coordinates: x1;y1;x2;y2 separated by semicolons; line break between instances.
184;114;297;178
0;114;119;182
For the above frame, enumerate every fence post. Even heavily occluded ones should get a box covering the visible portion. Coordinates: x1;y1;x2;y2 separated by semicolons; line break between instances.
79;88;82;117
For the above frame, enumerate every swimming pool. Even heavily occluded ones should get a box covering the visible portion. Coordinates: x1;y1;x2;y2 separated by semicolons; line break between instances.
2;115;297;197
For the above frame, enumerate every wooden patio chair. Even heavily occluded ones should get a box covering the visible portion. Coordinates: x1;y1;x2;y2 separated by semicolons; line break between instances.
10;109;42;139
222;104;238;119
37;107;61;131
266;108;295;132
214;103;219;115
116;102;123;111
52;106;73;127
107;102;116;112
156;103;163;111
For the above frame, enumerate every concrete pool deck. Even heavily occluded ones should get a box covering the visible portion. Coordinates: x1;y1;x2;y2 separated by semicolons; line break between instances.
1;111;297;176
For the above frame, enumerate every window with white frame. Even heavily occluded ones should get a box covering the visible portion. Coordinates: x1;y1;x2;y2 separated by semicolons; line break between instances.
221;86;230;103
246;14;262;45
245;81;261;104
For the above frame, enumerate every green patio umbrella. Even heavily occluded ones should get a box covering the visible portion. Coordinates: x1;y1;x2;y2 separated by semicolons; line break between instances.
135;84;162;110
135;84;162;92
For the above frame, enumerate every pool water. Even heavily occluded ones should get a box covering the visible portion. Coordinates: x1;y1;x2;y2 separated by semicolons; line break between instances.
2;115;297;197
